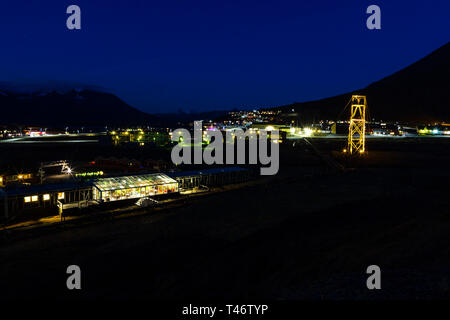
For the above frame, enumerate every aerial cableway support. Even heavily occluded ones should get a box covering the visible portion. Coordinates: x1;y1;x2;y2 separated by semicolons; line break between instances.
347;95;367;155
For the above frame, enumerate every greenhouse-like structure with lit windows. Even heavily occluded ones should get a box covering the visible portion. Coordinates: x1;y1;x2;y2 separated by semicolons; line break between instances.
0;167;252;220
92;173;178;202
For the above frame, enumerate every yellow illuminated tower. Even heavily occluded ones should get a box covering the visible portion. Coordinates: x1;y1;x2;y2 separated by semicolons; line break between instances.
347;95;366;154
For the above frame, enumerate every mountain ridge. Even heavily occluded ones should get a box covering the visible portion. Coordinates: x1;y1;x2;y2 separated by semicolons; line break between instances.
272;42;450;124
0;88;158;127
1;42;449;127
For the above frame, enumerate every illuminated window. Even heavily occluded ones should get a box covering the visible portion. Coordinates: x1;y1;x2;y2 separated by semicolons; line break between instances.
43;194;50;201
31;195;38;202
24;196;31;203
58;192;65;200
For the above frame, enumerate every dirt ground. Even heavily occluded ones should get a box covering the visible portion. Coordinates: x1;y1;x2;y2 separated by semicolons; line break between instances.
2;137;450;300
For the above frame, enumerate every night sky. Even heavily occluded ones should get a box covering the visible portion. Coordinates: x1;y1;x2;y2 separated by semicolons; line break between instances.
1;0;449;113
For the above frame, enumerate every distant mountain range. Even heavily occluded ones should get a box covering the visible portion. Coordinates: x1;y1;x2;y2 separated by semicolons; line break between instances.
0;87;158;127
0;82;230;128
272;42;450;124
0;81;107;95
1;42;449;127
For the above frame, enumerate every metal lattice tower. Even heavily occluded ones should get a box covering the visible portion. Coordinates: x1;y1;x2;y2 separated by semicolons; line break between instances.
347;95;366;154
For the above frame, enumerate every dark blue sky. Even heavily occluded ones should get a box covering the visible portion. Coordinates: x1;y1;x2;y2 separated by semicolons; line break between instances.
1;0;449;113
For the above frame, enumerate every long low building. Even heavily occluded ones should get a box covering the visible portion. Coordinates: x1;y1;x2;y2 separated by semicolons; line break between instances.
167;167;251;190
92;173;178;202
0;167;251;221
0;182;93;221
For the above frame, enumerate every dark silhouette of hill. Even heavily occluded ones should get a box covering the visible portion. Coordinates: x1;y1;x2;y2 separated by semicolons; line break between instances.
0;84;231;128
0;88;159;127
273;42;450;124
2;42;448;127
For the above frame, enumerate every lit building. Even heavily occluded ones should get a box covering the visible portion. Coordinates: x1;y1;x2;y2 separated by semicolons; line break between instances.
0;168;251;221
92;173;178;202
0;173;33;187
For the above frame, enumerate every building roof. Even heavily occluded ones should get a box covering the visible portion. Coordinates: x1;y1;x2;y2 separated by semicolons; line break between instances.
167;167;248;178
0;168;248;197
3;181;92;197
92;173;176;192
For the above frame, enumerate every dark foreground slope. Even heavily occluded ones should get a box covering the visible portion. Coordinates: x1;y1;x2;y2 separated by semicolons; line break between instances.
275;42;450;123
2;139;450;300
